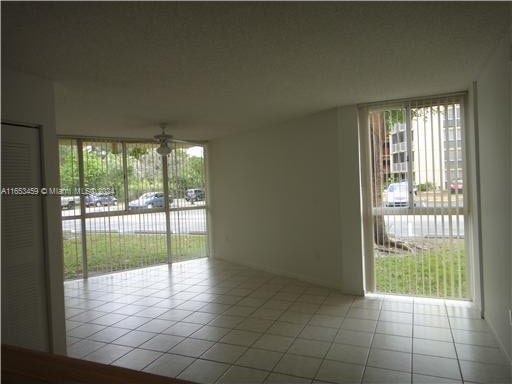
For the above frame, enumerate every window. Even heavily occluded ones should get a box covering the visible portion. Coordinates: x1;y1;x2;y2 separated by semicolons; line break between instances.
59;138;209;279
363;95;469;299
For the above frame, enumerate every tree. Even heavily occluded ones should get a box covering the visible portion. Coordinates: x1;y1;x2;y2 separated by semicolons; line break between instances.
370;110;413;251
59;143;79;194
82;147;125;197
168;148;205;196
59;141;206;201
59;141;128;198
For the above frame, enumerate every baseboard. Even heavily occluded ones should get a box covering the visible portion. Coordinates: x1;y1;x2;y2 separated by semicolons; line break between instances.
212;255;353;293
484;311;512;366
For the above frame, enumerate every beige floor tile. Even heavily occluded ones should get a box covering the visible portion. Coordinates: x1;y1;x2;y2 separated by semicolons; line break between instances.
376;321;412;337
265;372;312;383
299;325;338;342
315;360;364;384
413;325;452;342
162;321;203;336
460;360;511;383
341;318;377;333
449;317;490;332
288;338;331;358
362;366;411;384
111;330;157;347
236;348;283;371
169;338;215;357
412;373;461;383
191;325;231;342
379;310;413;324
143;353;195;377
326;343;369;365
267;321;305;337
217;365;269;384
347;307;380;320
236;318;274;333
381;302;413;313
413;313;449;328
87;326;130;343
455;343;509;365
220;329;263;346
67;339;106;358
334;329;373;348
111;348;161;370
413;339;456;359
139;333;184;352
65;260;509;384
201;342;247;364
252;334;294;352
178;359;230;384
274;353;322;379
83;344;132;364
413;354;461;380
451;329;497;347
367;348;411;372
372;333;412;353
309;314;343;328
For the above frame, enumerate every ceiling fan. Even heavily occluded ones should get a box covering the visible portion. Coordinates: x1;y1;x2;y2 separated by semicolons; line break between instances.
153;122;207;156
154;123;173;156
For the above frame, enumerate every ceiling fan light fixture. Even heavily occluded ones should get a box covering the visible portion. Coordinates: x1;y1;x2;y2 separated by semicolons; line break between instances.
155;123;173;156
156;142;172;156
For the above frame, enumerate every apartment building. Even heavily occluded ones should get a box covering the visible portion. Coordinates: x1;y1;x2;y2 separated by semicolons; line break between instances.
388;105;463;190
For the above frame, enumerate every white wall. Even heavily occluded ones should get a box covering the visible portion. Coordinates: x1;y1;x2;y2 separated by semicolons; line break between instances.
209;107;364;294
1;69;66;354
337;106;364;294
475;34;512;360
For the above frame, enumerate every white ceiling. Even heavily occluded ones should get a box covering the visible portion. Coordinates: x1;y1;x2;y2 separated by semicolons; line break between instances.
2;2;510;140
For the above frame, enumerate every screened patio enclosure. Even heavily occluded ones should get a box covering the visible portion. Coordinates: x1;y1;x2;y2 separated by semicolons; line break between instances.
59;138;209;280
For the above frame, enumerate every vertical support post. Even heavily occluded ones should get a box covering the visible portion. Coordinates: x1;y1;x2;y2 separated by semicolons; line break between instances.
405;106;414;212
444;103;455;297
162;150;173;264
77;139;88;278
204;143;212;258
122;142;129;211
470;82;484;317
358;106;375;292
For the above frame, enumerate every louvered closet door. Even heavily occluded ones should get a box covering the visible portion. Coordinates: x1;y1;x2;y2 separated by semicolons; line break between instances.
1;123;49;350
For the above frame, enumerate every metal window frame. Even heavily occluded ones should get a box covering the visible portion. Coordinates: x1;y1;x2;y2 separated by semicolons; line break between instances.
59;136;210;278
358;92;472;298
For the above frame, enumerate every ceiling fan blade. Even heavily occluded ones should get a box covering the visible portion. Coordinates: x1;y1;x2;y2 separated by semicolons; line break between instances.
154;133;172;142
171;138;208;145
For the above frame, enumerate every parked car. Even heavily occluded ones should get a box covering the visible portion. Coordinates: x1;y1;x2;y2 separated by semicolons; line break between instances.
450;178;463;193
128;192;173;209
185;188;205;203
385;181;417;207
85;193;117;207
61;195;80;209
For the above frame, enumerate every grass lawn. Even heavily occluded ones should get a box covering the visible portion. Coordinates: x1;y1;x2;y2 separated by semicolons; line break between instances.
375;243;468;299
64;233;468;300
64;233;208;279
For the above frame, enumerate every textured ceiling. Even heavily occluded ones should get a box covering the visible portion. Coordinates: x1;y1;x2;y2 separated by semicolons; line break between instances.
2;2;510;140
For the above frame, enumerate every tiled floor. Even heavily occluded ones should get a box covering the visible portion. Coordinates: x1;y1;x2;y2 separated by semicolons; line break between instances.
65;258;511;384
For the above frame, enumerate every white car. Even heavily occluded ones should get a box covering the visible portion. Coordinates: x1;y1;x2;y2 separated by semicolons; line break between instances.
385;181;417;207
